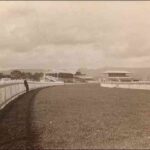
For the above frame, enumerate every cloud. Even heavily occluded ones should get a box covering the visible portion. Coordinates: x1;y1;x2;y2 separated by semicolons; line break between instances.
1;1;150;70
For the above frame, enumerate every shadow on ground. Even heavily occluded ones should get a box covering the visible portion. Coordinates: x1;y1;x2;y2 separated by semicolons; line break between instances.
0;88;42;150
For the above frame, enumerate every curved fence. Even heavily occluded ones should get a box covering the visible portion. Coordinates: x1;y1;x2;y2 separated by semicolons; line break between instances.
0;81;64;109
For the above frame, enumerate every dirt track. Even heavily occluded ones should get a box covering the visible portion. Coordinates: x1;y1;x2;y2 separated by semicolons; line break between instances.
0;84;150;149
0;88;41;150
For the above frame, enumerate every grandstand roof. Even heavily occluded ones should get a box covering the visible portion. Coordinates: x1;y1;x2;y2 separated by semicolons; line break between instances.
103;71;131;74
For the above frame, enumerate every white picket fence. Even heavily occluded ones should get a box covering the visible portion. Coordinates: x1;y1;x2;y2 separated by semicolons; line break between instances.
100;81;150;90
0;81;64;109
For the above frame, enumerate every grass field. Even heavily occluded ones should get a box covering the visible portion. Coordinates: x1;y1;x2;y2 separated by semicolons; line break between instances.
30;84;150;149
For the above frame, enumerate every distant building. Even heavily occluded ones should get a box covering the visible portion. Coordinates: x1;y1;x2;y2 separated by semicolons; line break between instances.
74;74;97;83
43;70;75;83
101;71;138;82
43;69;97;83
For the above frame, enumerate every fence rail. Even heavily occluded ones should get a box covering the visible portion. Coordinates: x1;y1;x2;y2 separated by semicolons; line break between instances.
0;81;64;109
100;81;150;90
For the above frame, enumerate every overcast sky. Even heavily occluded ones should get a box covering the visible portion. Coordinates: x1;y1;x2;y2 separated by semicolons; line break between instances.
1;1;150;71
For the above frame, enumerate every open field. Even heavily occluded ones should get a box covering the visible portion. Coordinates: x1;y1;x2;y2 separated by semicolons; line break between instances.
31;84;150;149
0;84;150;149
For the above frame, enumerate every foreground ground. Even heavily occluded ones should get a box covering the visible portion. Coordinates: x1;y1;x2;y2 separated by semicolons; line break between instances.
0;84;150;149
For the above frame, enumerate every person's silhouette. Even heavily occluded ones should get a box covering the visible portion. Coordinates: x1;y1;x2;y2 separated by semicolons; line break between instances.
24;79;29;92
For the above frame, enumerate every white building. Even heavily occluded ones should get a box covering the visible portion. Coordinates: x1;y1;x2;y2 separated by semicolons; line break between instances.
100;71;135;82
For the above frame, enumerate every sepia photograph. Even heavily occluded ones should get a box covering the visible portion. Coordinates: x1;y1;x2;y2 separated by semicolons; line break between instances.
0;1;150;149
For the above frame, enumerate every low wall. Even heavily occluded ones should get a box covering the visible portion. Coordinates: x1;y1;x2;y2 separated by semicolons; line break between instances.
0;81;64;109
100;81;150;90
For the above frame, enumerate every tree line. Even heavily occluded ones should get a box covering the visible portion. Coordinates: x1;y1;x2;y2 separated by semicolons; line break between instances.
0;69;84;81
0;70;44;81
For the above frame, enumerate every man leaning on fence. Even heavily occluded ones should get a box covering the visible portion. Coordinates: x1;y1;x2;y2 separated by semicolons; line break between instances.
24;79;29;92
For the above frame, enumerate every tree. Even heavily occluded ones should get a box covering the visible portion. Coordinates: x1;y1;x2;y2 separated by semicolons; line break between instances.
32;72;44;81
0;73;4;79
75;70;82;76
11;70;22;79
